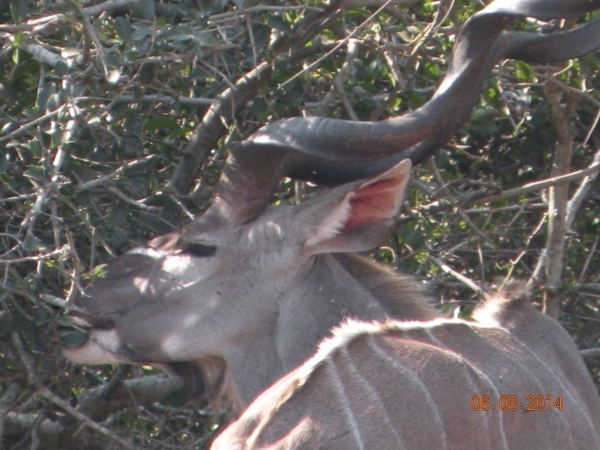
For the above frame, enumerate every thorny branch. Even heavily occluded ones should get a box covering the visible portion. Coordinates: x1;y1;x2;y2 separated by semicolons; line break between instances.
11;331;137;449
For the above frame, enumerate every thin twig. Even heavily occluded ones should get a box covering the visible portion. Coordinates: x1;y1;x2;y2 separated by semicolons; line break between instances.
113;94;214;106
428;158;493;245
64;229;84;305
0;106;64;143
0;247;67;264
12;331;137;449
38;388;137;449
579;237;599;283
108;187;160;211
209;5;324;21
432;258;487;297
76;155;156;192
501;212;548;290
464;162;600;206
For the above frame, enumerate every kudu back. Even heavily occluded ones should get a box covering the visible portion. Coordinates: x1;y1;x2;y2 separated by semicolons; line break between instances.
62;0;600;448
212;283;600;449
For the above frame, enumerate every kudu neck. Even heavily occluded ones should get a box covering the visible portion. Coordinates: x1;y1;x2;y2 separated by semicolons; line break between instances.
226;252;435;412
274;253;436;370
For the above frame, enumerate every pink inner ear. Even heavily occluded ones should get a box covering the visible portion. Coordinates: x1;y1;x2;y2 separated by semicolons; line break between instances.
343;175;405;233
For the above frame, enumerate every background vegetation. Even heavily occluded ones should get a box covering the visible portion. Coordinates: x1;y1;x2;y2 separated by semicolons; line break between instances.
1;0;600;448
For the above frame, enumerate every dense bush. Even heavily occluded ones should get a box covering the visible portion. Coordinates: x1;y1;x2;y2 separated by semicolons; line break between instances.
1;0;599;448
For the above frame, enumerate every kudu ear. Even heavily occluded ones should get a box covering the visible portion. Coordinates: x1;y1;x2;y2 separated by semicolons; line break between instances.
296;159;411;254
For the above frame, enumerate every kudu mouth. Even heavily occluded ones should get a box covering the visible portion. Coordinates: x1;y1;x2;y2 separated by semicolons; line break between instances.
59;312;231;408
163;358;228;406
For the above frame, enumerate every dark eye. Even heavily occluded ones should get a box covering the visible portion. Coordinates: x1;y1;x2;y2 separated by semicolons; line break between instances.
186;243;217;258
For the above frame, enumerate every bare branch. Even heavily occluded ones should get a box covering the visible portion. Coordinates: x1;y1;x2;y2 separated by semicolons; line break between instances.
0;106;64;144
83;0;141;17
581;348;600;361
108;187;160;211
542;83;578;317
208;5;324;21
565;148;600;233
464;163;600;206
38;388;137;450
432;257;486;297
76;155;157;192
113;95;214;106
167;61;273;194
18;43;70;68
12;330;138;449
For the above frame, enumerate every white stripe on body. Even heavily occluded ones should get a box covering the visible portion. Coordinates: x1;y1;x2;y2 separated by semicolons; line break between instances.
325;359;366;450
510;335;599;447
366;335;449;450
340;347;406;450
417;328;509;450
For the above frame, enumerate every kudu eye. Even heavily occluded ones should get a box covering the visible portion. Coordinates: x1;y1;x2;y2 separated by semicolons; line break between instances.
185;243;217;258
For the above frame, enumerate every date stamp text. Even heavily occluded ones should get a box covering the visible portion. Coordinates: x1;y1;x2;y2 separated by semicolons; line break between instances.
471;395;563;412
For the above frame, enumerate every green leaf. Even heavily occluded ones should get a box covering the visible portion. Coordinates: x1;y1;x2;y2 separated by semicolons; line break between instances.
142;116;178;132
139;64;154;84
111;230;129;248
29;141;41;157
403;90;426;108
47;92;62;112
54;60;69;77
54;316;73;328
267;16;290;33
471;108;494;123
0;311;11;339
514;61;533;82
36;82;56;111
115;17;133;41
23;234;46;253
91;264;108;280
132;0;155;20
11;0;30;25
106;206;128;227
14;31;24;45
132;24;154;41
424;61;439;79
168;127;193;139
61;331;89;349
24;166;45;182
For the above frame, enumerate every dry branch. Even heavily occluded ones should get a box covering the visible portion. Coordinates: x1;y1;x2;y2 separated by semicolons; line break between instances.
168;3;340;194
463;163;600;206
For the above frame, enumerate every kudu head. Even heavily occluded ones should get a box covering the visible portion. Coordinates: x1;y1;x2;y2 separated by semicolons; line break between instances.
63;159;419;410
62;0;600;414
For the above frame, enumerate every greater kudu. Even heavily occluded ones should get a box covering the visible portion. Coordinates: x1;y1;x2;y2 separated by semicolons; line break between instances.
62;0;600;448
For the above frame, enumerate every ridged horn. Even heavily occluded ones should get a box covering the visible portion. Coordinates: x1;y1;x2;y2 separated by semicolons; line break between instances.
214;0;600;223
